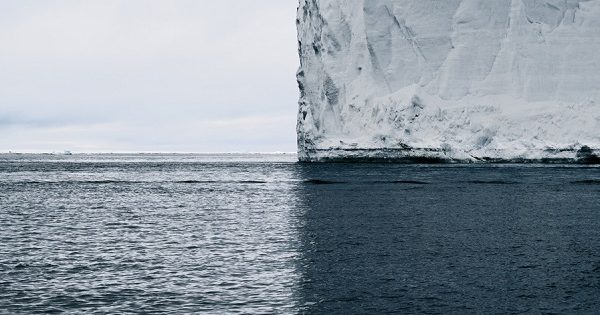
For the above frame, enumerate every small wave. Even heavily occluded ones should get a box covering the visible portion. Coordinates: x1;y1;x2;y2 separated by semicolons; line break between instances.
517;264;540;269
368;180;429;184
176;180;267;184
572;180;600;185
304;179;346;185
466;180;519;185
176;180;217;184
81;180;135;184
516;294;538;299
302;179;427;185
13;180;269;185
390;180;429;185
13;180;137;185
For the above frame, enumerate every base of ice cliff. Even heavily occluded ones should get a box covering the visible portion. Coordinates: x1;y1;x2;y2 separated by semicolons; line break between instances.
296;0;600;162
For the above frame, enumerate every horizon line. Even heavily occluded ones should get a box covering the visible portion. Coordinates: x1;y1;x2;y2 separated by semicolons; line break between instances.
1;151;298;155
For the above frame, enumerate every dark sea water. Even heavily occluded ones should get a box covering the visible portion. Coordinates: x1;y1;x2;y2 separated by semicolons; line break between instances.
1;153;599;314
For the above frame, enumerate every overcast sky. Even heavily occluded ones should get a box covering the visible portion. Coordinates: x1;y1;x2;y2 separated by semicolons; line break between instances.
0;0;299;153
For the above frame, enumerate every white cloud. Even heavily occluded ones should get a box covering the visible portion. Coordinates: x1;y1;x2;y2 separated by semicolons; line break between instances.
0;0;300;152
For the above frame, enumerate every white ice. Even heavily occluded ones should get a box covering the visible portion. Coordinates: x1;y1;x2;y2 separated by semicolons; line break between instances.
297;0;600;161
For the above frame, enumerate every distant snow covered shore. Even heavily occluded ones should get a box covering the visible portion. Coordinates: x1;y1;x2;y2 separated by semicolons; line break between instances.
296;0;600;162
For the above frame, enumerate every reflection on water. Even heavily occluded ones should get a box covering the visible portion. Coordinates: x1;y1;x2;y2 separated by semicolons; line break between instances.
293;163;600;314
0;154;303;314
1;154;599;313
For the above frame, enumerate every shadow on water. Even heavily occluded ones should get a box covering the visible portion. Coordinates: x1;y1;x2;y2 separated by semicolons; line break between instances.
291;163;600;314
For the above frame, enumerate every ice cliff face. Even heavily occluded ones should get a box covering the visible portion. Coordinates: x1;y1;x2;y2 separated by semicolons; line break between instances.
296;0;600;162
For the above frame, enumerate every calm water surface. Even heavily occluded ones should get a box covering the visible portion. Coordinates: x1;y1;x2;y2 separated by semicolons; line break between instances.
1;154;599;314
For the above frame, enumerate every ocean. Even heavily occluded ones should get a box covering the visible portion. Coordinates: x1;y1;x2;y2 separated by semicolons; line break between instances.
1;153;599;314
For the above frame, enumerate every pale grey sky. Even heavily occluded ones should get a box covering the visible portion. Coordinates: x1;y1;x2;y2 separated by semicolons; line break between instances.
0;0;300;153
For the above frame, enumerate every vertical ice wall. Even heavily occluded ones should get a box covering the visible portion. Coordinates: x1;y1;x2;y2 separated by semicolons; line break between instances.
297;0;600;162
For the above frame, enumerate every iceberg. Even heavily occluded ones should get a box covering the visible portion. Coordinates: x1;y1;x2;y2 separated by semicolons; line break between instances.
296;0;600;162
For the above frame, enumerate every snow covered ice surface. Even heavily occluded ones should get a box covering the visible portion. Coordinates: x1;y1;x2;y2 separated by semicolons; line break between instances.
296;0;600;162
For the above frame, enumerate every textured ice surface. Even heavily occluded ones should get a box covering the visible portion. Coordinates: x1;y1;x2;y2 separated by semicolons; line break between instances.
296;0;600;162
